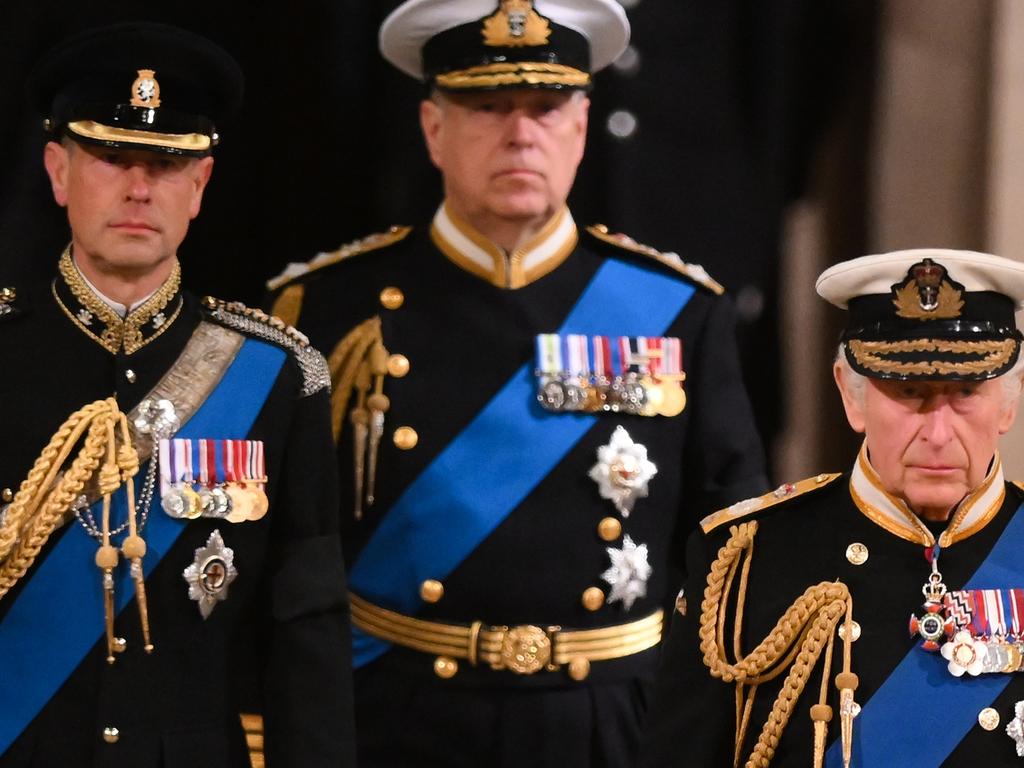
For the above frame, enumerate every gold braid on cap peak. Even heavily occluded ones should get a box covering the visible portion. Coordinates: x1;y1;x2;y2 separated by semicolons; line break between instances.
848;338;1017;377
699;522;858;768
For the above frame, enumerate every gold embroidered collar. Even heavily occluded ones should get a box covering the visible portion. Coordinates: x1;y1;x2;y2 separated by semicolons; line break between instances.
849;440;1005;547
53;246;184;355
430;202;577;289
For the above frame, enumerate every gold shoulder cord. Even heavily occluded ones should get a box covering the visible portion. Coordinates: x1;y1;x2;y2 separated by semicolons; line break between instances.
0;398;153;661
700;522;858;768
327;316;392;520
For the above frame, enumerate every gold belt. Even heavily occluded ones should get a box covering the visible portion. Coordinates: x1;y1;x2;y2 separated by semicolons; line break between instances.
350;592;663;681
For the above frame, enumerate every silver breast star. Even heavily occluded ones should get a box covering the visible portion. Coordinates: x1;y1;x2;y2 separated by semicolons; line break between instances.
601;535;652;611
1007;701;1024;757
589;426;657;517
182;529;237;619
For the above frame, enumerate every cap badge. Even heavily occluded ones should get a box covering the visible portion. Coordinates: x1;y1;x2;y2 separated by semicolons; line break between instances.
130;69;161;108
891;258;964;320
482;0;551;48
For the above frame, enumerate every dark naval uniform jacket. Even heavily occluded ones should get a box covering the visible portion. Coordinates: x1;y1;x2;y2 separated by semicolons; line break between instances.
267;204;767;768
0;251;355;767
641;444;1024;767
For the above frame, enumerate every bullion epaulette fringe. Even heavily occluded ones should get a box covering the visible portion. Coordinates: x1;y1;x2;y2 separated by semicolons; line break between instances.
585;224;725;295
700;473;842;534
201;297;330;396
265;226;413;292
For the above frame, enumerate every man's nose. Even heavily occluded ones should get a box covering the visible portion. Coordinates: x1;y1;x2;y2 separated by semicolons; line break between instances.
505;109;537;147
920;402;954;444
124;163;152;201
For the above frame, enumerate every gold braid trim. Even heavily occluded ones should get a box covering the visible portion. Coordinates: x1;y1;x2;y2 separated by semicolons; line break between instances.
0;398;133;599
327;316;384;442
700;522;857;768
848;338;1017;377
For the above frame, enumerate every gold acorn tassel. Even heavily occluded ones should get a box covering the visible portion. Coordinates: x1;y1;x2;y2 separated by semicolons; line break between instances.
96;418;123;664
836;601;859;768
349;362;371;520
365;341;390;507
116;412;152;653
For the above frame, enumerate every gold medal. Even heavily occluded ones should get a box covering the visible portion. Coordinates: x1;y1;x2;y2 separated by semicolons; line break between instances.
182;485;203;520
657;381;687;417
248;488;269;521
225;485;251;523
641;377;663;417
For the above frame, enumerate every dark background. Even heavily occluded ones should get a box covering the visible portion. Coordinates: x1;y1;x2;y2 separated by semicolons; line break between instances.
0;0;876;465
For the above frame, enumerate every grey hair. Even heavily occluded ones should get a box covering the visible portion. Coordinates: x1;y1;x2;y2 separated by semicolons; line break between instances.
834;342;1024;410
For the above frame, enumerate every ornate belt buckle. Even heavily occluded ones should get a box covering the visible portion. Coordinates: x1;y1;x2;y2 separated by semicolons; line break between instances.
499;625;552;674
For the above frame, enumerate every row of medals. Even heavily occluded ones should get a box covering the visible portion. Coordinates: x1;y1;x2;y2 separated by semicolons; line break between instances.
537;372;686;417
161;481;268;523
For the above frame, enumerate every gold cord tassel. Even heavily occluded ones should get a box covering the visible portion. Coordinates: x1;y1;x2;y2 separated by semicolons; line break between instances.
117;413;152;653
699;521;855;767
349;363;371;520
0;398;150;661
365;341;390;507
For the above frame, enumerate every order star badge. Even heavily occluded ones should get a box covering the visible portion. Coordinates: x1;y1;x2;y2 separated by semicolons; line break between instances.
589;426;657;517
1007;701;1024;757
601;535;652;610
183;529;237;619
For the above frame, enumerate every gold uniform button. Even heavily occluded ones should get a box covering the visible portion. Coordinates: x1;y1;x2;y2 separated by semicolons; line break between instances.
387;354;410;378
125;369;137;384
978;707;1000;731
420;579;444;603
568;657;591;681
379;286;404;310
582;587;605;611
846;543;869;566
1;488;12;503
434;656;458;679
102;726;120;744
393;426;419;450
597;517;622;542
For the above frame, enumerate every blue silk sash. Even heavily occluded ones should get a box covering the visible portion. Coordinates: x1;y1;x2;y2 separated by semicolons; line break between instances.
350;258;697;666
0;337;285;756
826;500;1024;766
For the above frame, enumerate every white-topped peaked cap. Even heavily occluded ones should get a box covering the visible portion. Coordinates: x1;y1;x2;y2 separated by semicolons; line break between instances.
816;248;1024;381
817;249;1024;310
380;0;630;90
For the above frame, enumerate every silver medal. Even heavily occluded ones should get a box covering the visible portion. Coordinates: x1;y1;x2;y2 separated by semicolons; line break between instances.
182;529;237;619
161;486;190;519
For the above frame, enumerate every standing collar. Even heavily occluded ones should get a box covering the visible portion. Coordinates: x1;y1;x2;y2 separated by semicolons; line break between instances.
430;202;578;289
52;245;184;355
849;440;1005;547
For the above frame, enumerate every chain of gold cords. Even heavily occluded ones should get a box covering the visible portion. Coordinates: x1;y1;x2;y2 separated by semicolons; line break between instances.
699;521;858;768
0;398;138;597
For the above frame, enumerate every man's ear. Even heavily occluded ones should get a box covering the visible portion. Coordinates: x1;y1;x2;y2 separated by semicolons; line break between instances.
833;361;867;434
419;99;444;170
42;141;71;207
188;156;215;219
999;377;1022;435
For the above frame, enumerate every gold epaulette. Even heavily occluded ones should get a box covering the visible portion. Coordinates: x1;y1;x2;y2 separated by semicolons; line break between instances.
585;224;725;295
265;226;413;292
0;286;19;320
700;473;842;534
201;297;330;397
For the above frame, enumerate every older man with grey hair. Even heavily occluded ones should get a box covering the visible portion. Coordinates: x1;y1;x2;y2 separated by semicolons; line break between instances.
640;249;1024;767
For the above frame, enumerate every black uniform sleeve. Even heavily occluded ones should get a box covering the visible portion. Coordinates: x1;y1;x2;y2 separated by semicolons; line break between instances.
683;294;768;512
639;529;737;767
262;382;356;767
